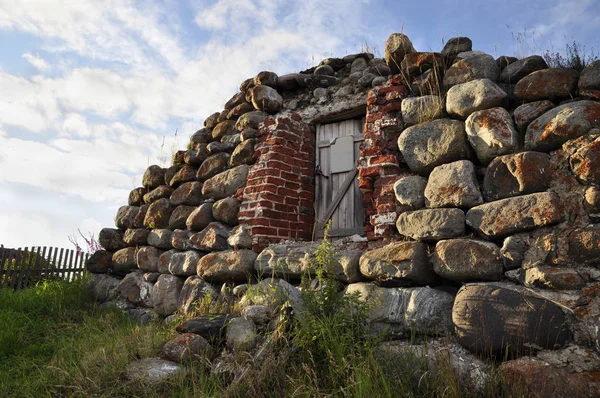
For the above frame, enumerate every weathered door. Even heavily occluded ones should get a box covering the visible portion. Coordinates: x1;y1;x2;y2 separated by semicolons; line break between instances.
315;118;365;238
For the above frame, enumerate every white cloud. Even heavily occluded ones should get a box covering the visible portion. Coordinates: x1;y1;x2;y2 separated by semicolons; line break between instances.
22;52;50;71
0;0;375;247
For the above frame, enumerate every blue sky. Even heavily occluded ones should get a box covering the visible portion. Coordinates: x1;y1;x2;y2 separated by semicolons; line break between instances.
0;0;598;249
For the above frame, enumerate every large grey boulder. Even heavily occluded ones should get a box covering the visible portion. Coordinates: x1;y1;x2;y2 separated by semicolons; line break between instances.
238;278;305;316
212;197;240;225
123;228;150;246
197;249;257;282
170;182;204;206
143;198;174;229
126;358;182;385
211;120;237;141
189;128;212;146
196;152;229;182
378;339;488;394
176;314;232;340
88;273;120;302
227;224;253;249
453;283;571;356
569;135;600;185
204;112;220;128
112;247;138;273
254;70;278;88
224;92;247;110
143;185;174;204
482;151;552;201
118;271;154;307
579;59;600;99
161;333;210;363
384;33;415;74
432;239;503;282
568;224;600;266
254;243;362;283
443;54;500;88
115;206;139;230
158;249;177;274
346;283;454;336
186;203;214;232
524;266;585;290
99;228;127;251
396;208;465;241
397;119;471;174
202;165;249;200
86;250;113;274
359;242;437;286
169;165;198;187
137;246;164;272
168;250;202;277
152;274;185;316
189;222;231;251
147;229;173;250
446;79;507;119
514;68;579;102
168;205;196;230
466;192;563;239
128;187;147;206
184;145;210;166
424;160;483;208
230;139;255;167
142;165;166;189
524;100;600;152
401;95;444;125
171;229;193;251
441;37;472;57
226;317;257;351
178;275;219;315
465;107;519;164
513;100;554;132
250;85;283;113
393;175;428;209
132;205;147;229
499;55;548;83
234;111;269;131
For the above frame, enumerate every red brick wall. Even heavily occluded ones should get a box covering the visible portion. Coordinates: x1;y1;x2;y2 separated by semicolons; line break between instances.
358;75;411;240
239;114;315;251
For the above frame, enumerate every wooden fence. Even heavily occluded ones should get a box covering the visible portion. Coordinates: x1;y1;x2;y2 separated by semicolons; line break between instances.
0;247;90;291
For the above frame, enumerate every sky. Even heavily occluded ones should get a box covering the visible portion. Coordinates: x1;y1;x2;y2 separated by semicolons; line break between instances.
0;0;599;250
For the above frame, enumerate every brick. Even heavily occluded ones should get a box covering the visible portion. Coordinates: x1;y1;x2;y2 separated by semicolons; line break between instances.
369;155;398;167
270;219;290;228
273;203;295;213
358;166;380;178
244;218;270;227
251;227;278;236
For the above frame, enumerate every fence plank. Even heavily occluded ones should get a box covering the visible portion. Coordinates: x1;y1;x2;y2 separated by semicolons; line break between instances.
7;248;19;289
55;248;65;281
43;247;54;283
13;248;28;290
0;248;7;287
65;249;74;281
35;246;48;286
23;246;37;289
2;248;16;288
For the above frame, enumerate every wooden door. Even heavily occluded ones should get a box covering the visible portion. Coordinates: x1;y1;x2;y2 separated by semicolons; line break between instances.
315;118;365;238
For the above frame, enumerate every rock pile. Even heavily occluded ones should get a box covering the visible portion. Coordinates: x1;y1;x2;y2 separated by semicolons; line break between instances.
86;31;600;387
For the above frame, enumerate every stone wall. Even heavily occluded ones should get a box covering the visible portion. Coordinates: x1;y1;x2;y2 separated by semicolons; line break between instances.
86;31;600;387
